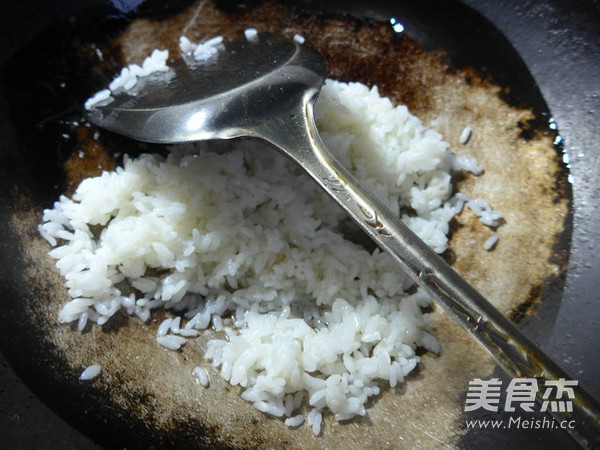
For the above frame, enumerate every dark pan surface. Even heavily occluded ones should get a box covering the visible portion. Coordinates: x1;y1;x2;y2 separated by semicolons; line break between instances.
0;0;598;448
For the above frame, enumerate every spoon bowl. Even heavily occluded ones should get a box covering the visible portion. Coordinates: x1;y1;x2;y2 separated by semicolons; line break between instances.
87;34;326;143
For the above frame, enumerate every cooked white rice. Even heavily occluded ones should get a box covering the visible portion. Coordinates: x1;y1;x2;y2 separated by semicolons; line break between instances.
186;35;223;61
459;125;472;144
452;154;482;175
466;197;503;227
157;335;187;350
41;37;504;432
293;34;305;45
193;366;210;387
84;49;169;110
83;89;112;111
79;364;102;381
244;28;258;41
484;234;500;251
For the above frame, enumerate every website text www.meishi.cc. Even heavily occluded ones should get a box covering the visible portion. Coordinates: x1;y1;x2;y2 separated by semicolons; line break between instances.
465;415;576;430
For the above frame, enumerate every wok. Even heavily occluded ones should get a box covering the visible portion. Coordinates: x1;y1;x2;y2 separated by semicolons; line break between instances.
0;0;598;448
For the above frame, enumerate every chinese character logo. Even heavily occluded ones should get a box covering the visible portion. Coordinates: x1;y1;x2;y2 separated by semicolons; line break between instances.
540;379;578;413
505;378;538;412
465;378;503;412
464;377;578;414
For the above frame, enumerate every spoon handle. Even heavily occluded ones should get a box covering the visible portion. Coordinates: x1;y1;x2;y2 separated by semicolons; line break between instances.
259;100;600;448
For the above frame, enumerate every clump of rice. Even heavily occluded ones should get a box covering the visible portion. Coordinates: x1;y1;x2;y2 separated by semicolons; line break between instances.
41;37;503;432
180;35;224;61
452;154;482;175
84;49;169;110
466;198;503;227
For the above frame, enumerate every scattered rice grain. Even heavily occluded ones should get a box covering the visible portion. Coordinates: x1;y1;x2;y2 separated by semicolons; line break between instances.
193;366;210;387
79;364;102;381
459;126;472;144
484;234;499;251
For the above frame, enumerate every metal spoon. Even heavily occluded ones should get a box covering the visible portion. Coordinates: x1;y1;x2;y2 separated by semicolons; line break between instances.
86;32;599;447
